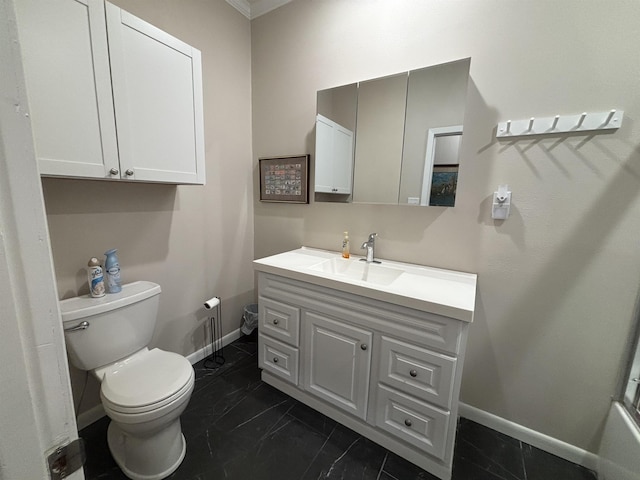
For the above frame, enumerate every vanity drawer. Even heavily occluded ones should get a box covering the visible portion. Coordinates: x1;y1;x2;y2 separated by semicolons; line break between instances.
259;334;299;385
259;296;300;347
375;384;450;460
379;336;456;409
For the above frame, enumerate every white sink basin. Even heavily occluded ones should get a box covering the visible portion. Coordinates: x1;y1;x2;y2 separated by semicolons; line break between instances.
308;258;404;286
253;247;477;322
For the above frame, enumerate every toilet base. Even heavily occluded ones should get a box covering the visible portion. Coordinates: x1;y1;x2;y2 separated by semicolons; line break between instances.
107;419;186;480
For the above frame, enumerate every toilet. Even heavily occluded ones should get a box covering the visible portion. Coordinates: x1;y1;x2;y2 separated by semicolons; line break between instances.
60;281;195;480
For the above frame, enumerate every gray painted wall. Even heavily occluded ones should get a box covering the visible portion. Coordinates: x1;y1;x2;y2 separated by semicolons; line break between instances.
251;0;640;453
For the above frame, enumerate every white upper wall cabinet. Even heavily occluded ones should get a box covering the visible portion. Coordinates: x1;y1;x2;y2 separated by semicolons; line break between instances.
315;114;354;194
106;3;205;184
16;0;119;179
16;0;206;185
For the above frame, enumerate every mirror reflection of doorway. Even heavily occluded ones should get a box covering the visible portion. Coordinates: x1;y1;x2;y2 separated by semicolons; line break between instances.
421;126;462;206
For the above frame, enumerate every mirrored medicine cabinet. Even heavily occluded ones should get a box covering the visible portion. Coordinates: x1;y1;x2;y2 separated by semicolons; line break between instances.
314;57;470;207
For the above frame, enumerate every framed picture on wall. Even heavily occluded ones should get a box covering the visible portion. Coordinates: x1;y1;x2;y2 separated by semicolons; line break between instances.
429;165;459;207
259;155;309;203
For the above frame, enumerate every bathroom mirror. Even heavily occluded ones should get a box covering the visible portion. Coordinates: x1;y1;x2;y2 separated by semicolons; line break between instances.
314;58;470;206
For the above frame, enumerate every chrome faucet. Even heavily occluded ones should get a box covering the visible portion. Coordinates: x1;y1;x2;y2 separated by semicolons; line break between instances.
360;233;380;263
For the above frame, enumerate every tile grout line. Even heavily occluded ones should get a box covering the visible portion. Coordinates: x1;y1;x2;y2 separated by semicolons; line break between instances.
376;452;389;480
520;440;528;480
458;437;523;480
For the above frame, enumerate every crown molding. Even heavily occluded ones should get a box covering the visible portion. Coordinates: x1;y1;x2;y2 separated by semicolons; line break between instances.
226;0;251;19
226;0;292;20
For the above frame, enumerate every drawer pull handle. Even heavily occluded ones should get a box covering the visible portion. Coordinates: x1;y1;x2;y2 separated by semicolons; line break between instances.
109;168;119;175
273;319;279;325
360;344;368;351
125;169;134;176
409;370;418;377
404;419;412;427
273;357;279;363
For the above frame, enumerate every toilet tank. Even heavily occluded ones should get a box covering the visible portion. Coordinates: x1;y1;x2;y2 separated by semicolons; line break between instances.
59;281;161;371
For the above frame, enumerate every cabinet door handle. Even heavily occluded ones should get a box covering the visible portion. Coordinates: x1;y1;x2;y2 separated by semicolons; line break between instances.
125;169;134;176
404;419;412;427
110;168;119;175
360;344;368;351
273;319;279;325
409;370;417;377
273;357;279;363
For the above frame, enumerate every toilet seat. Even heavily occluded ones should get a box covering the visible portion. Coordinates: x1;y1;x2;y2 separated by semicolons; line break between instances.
101;348;194;415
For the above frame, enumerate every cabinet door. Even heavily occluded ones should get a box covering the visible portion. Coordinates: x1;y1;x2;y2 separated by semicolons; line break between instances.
332;123;354;194
303;312;372;420
16;0;119;179
314;115;335;193
314;114;354;194
106;3;205;184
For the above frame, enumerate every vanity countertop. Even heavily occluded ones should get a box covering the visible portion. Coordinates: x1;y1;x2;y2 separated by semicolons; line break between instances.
253;247;477;322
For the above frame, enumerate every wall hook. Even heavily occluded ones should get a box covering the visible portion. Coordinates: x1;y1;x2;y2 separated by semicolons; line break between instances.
604;109;616;125
577;112;587;128
528;117;535;132
551;115;560;130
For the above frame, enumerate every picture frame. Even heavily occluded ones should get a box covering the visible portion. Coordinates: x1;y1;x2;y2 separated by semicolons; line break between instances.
429;165;459;207
259;155;309;203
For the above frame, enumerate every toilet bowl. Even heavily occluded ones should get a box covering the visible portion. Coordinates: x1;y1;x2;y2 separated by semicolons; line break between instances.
99;347;195;479
60;281;194;480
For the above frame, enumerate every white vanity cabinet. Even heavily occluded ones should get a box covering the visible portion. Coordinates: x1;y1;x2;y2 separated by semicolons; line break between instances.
15;0;205;185
314;114;354;194
254;254;476;480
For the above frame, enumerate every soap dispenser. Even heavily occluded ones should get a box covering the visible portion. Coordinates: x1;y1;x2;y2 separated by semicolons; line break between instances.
342;232;350;259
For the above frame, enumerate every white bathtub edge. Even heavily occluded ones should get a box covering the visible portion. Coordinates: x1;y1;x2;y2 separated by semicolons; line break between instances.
597;402;640;480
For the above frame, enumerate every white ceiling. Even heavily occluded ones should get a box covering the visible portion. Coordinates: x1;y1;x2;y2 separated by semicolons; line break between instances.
226;0;293;20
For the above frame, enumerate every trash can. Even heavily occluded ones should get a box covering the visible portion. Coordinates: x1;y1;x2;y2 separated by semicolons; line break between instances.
241;303;258;335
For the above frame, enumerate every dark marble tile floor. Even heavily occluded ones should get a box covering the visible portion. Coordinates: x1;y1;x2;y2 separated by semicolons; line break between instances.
81;333;597;480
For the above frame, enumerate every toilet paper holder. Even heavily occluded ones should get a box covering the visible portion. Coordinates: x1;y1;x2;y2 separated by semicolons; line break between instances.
203;296;225;369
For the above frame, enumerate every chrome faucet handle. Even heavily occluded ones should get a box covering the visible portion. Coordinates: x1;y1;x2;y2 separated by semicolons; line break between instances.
368;233;378;242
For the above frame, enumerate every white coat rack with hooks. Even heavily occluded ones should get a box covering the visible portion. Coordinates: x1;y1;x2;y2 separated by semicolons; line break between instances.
496;109;624;138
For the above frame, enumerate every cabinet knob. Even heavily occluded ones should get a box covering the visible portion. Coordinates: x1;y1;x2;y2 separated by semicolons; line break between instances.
404;419;412;427
360;344;368;351
109;168;119;175
273;319;279;325
409;370;418;378
273;357;279;363
125;169;134;176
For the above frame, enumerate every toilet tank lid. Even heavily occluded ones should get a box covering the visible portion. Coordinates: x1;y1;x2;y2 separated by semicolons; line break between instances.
59;281;161;322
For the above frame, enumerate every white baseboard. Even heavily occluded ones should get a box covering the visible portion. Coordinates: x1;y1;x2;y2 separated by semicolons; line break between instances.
186;328;242;365
77;328;243;431
77;404;106;431
458;402;599;472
